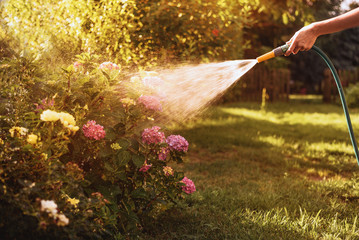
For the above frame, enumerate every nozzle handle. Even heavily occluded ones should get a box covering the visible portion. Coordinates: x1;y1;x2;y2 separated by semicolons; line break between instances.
256;43;290;63
273;44;290;57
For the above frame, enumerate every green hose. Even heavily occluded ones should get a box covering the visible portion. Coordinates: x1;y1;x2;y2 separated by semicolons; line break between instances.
311;45;359;166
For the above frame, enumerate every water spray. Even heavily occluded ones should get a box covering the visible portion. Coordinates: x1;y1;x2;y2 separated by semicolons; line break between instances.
256;44;359;166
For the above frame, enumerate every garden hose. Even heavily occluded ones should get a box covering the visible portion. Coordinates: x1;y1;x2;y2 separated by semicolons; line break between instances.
258;44;359;166
311;45;359;166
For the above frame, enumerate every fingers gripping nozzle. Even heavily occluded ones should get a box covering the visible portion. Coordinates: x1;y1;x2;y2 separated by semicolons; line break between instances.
256;44;290;63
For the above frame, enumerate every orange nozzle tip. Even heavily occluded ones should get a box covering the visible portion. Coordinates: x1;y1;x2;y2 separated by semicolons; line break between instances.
256;51;275;63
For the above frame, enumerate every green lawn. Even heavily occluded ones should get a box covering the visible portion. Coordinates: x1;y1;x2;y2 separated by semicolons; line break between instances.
142;100;359;240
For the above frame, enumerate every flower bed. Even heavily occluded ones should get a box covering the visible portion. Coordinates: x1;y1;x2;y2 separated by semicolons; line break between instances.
0;54;195;239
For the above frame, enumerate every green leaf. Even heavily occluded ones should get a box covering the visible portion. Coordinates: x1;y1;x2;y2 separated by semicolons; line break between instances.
130;187;148;199
101;70;111;81
77;76;90;86
126;210;140;231
130;138;140;151
175;172;184;181
96;184;122;201
98;145;112;158
117;169;127;181
105;127;117;141
132;154;145;167
104;161;116;172
22;144;34;151
67;65;75;72
114;123;126;136
117;138;130;150
117;151;131;166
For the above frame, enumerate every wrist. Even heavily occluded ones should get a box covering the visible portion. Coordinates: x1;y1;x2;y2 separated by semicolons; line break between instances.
309;22;322;37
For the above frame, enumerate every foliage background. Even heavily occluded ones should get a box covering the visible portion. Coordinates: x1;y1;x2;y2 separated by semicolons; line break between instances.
0;0;320;67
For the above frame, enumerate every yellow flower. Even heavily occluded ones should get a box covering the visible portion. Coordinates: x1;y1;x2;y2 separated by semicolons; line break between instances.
9;127;28;137
40;110;60;122
27;134;38;145
41;153;48;160
67;197;80;208
58;112;76;126
111;143;122;150
163;166;174;176
120;98;136;106
0;138;4;145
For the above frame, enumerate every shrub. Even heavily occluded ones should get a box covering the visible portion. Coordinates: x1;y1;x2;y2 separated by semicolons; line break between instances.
346;83;359;108
0;0;259;66
0;53;195;239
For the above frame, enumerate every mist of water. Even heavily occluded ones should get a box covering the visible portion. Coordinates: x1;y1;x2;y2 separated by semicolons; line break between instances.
139;59;257;121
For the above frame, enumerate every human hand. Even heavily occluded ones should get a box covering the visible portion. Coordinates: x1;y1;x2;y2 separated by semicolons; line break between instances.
285;24;319;56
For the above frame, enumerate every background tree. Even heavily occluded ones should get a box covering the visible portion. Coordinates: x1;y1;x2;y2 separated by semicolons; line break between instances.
0;0;318;68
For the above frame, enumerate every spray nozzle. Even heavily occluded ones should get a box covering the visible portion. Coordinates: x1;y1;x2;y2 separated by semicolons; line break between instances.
256;44;290;63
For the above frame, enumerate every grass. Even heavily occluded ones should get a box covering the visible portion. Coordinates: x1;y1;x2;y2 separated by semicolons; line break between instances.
142;99;359;240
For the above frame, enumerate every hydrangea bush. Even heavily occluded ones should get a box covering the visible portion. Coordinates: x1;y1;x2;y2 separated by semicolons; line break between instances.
0;53;195;239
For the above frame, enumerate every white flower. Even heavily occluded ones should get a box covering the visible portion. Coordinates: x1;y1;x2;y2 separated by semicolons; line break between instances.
58;112;76;126
9;127;28;137
40;110;60;122
57;213;69;226
41;200;58;216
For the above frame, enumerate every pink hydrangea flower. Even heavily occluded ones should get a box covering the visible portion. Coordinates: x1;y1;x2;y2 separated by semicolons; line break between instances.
99;62;120;70
166;135;189;152
142;126;165;145
139;163;152;172
158;147;170;161
82;120;106;140
181;177;196;194
142;76;164;88
138;95;162;112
